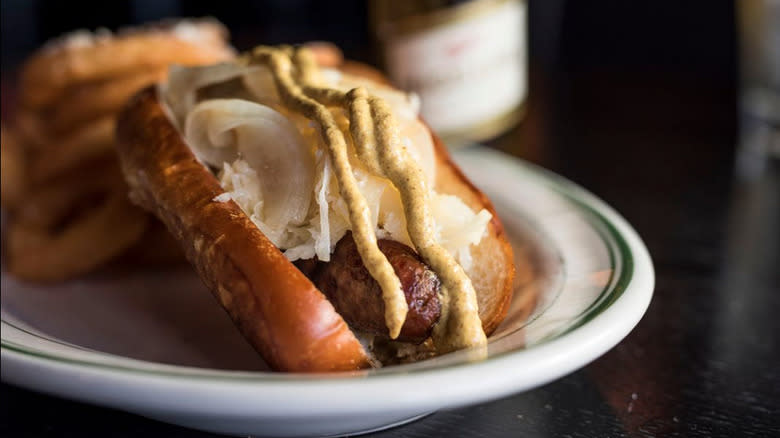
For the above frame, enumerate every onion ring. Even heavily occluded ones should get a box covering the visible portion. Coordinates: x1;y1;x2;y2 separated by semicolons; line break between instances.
1;126;26;209
44;67;168;134
20;19;234;109
27;115;115;184
15;158;123;229
4;18;237;282
6;190;149;282
13;109;49;149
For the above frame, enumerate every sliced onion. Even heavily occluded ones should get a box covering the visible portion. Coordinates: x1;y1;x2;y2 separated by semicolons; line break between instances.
186;99;314;235
399;117;436;184
314;152;332;261
162;63;250;126
353;167;386;234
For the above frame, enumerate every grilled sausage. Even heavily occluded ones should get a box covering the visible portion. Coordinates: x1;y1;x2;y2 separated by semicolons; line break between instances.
312;233;441;344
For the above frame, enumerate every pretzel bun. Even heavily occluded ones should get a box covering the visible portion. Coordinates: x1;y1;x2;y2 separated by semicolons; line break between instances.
115;70;516;372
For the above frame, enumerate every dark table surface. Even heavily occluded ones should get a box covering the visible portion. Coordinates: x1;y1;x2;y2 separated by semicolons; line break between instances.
2;2;779;437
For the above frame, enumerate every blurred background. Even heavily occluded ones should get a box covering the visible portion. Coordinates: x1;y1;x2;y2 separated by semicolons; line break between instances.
0;0;748;182
2;1;778;436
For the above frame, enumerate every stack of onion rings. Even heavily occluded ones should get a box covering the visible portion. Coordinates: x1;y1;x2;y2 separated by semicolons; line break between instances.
2;18;235;282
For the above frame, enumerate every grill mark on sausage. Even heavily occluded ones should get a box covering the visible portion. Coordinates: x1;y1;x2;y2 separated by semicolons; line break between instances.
299;232;441;344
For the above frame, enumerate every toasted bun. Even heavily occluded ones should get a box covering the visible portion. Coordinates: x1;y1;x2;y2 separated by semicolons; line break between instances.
116;83;515;372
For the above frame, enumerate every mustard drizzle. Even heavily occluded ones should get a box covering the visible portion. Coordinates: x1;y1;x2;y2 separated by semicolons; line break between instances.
244;46;486;350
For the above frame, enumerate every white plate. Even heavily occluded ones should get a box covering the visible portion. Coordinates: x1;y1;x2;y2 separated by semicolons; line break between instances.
1;147;654;437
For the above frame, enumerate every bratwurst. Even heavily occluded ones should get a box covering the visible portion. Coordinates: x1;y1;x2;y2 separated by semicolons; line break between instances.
311;232;441;344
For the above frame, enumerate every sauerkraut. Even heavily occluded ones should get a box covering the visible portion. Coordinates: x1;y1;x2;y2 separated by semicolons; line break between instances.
165;62;492;270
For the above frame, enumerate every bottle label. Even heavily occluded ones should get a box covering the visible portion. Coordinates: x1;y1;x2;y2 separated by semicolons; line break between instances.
385;0;527;138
